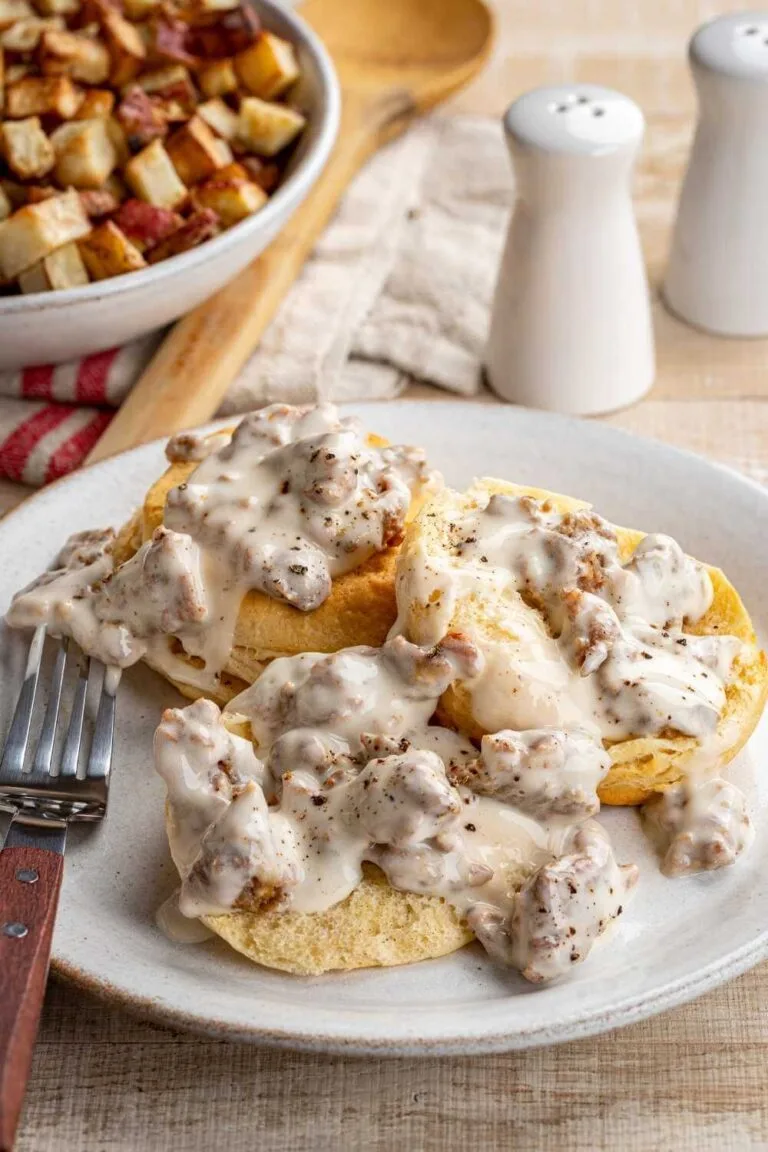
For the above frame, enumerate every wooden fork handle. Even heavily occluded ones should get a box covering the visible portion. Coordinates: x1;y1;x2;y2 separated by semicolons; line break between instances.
0;844;64;1152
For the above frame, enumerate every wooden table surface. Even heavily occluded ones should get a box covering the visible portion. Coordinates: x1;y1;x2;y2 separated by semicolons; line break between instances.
10;1;768;1149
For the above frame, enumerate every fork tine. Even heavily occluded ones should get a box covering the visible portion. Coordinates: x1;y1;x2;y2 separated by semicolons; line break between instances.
87;664;119;783
0;624;46;780
59;650;89;779
30;637;68;779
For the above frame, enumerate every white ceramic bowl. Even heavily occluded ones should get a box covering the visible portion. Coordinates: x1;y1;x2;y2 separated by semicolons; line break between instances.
0;0;340;371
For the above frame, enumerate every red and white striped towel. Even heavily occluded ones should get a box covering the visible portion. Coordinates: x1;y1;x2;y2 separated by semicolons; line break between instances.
0;116;505;490
0;336;162;486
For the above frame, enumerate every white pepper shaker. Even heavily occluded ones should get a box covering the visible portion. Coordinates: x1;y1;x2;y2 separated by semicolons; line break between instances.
486;84;654;415
664;13;768;336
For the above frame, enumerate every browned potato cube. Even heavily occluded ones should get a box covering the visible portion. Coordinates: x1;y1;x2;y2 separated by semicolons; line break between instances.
32;0;80;15
1;116;54;179
0;0;34;29
198;57;237;99
235;31;298;100
1;16;62;52
146;206;217;262
100;6;146;85
39;29;110;84
165;115;231;185
138;65;196;117
0;184;11;222
18;240;88;290
102;169;127;201
78;218;145;278
105;114;129;164
125;137;186;208
196;96;237;141
5;63;32;85
0;189;90;278
74;87;114;119
0;177;25;207
236;96;304;157
191;173;265;226
6;75;82;118
122;0;158;18
51;116;116;188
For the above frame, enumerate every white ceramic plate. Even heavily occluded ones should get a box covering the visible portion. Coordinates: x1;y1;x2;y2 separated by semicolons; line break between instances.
1;402;767;1055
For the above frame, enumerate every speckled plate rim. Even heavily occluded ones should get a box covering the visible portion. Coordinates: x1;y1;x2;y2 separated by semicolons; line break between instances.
3;400;768;1055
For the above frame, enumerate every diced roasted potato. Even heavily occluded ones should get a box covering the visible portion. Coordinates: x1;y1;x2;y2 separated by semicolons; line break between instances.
18;239;87;290
137;63;190;96
74;86;113;118
100;5;146;85
122;0;158;19
165;113;230;184
235;31;298;101
51;116;116;187
236;96;303;157
1;16;62;52
189;0;239;12
0;189;90;278
0;0;34;30
196;96;237;141
112;195;179;250
146;205;216;261
191;171;264;226
197;56;236;99
78;218;145;277
1;115;54;179
32;0;80;16
124;136;186;207
39;28;110;84
0;183;11;221
5;63;32;85
6;75;82;118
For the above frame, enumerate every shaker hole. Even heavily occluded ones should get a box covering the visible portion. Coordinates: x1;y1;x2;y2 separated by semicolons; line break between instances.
744;26;759;35
592;107;605;117
576;95;589;104
556;103;570;113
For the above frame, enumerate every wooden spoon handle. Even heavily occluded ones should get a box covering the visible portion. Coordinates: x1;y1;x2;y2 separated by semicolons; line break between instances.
0;844;64;1152
86;107;374;465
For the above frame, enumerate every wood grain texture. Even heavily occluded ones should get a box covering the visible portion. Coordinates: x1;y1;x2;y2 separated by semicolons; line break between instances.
0;847;63;1152
86;0;494;463
8;1;768;1149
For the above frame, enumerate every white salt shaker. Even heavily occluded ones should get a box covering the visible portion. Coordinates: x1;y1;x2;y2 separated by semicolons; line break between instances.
664;14;768;335
486;85;654;415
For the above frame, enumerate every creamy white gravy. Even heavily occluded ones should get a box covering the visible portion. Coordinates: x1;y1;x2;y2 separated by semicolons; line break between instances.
6;404;431;692
156;635;640;983
395;491;743;741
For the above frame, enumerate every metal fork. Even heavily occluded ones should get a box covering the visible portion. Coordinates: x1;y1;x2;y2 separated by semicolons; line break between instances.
0;626;117;1152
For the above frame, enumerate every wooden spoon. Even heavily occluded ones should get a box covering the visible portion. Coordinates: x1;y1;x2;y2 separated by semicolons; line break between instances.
87;0;493;463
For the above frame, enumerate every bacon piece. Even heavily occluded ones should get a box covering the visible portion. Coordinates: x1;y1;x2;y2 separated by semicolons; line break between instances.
112;196;183;250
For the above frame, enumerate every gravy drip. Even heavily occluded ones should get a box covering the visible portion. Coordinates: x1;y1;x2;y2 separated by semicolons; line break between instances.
396;492;744;741
6;404;431;685
156;636;638;983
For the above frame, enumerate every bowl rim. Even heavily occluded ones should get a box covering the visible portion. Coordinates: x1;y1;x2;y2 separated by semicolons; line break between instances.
0;0;341;314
